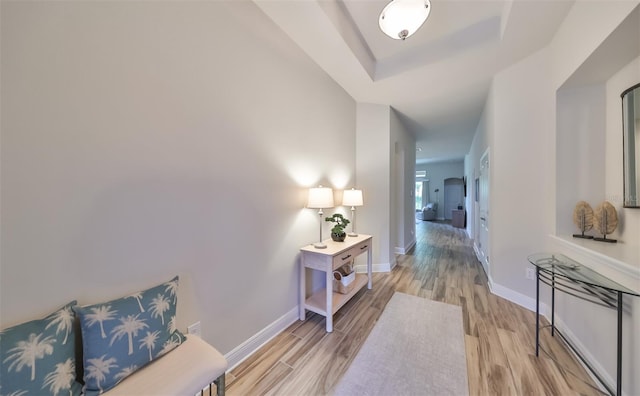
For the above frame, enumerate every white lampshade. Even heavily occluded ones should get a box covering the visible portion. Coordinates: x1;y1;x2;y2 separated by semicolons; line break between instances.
342;188;363;207
379;0;431;40
307;186;334;209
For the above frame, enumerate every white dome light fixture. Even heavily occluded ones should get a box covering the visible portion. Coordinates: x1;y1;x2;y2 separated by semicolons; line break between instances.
379;0;431;40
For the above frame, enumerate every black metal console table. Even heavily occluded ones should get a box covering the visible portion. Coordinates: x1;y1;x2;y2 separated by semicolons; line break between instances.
528;253;639;396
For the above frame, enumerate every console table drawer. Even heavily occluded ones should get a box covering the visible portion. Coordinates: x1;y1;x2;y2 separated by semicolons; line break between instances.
332;246;357;269
332;241;371;270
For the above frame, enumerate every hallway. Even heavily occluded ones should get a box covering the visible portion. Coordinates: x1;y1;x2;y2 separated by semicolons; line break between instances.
407;221;600;395
225;221;601;395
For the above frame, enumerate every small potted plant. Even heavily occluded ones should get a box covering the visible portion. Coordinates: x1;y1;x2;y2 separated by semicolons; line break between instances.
325;213;350;242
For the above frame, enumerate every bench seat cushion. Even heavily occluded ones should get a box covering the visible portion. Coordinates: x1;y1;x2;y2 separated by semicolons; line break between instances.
0;301;83;396
103;335;227;396
75;276;188;395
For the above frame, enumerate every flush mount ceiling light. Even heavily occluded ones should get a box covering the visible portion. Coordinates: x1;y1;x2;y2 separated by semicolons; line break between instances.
379;0;431;40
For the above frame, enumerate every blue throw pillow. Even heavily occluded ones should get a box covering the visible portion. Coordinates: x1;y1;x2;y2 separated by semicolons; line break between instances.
0;301;83;396
74;276;185;395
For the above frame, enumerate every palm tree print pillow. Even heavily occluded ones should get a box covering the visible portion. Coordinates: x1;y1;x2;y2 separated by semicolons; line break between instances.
74;276;185;395
0;301;82;396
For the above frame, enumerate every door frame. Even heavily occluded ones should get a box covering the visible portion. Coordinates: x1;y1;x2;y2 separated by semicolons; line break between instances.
443;178;464;220
477;148;490;275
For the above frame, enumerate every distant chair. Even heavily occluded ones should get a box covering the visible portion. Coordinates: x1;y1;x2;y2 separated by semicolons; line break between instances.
421;203;437;221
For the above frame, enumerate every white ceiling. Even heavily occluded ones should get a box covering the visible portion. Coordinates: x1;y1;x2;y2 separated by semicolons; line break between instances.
254;0;575;164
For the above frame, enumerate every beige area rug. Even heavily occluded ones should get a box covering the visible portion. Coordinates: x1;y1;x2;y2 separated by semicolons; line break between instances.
332;292;469;396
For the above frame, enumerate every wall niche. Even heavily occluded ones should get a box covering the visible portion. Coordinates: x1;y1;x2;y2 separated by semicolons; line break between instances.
555;6;639;269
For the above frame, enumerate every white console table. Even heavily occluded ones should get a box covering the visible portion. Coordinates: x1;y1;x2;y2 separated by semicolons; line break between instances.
299;234;372;332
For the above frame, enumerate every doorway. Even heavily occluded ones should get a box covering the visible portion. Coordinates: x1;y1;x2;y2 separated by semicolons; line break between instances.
477;149;490;273
443;178;464;220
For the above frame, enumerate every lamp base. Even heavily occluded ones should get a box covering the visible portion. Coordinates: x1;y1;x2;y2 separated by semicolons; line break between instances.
313;242;328;249
348;232;358;237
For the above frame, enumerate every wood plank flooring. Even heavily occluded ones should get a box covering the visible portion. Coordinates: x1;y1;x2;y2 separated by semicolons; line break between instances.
225;220;604;395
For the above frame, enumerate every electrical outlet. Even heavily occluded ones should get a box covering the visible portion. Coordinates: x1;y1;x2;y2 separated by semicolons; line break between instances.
187;321;201;337
525;268;535;280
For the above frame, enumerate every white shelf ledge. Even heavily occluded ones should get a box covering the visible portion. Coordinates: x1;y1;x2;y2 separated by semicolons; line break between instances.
550;234;640;283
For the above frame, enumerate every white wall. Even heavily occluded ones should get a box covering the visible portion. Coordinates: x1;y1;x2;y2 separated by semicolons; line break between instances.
550;52;640;396
416;161;464;220
465;92;493;243
0;1;357;359
550;1;640;275
606;56;640;243
390;109;417;255
467;1;640;393
356;103;393;270
556;85;607;236
551;1;639;90
490;47;554;296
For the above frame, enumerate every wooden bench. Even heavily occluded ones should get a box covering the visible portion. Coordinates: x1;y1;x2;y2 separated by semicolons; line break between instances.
103;335;227;396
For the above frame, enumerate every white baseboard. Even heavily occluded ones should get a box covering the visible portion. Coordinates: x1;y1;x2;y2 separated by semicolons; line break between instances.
549;313;614;395
473;243;488;276
224;307;298;371
225;261;391;369
487;277;537;312
225;262;612;395
394;238;416;255
473;243;480;261
488;278;613;395
355;263;391;273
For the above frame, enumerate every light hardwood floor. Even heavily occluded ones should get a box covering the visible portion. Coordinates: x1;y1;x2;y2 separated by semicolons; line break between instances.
225;220;604;395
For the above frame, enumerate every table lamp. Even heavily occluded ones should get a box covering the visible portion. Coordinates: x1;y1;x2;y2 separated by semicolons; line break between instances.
307;186;334;249
342;188;363;237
